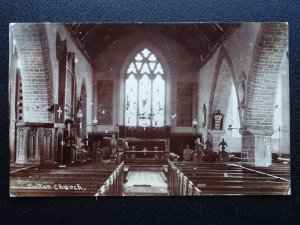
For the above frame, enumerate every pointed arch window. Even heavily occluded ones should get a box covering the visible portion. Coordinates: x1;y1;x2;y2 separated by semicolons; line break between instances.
125;48;165;127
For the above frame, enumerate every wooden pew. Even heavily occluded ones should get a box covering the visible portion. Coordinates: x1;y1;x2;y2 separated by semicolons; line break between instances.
95;162;124;196
168;160;290;196
10;162;124;197
189;176;289;195
240;164;290;180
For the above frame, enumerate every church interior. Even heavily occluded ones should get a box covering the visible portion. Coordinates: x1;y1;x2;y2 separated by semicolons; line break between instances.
9;22;290;196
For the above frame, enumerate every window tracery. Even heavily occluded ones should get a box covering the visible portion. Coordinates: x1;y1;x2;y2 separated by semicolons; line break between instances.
125;48;165;127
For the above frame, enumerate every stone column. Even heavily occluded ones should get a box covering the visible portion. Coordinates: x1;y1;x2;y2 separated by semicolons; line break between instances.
280;54;290;155
243;129;273;167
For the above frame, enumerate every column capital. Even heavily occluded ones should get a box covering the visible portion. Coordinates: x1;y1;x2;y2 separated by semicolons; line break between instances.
207;129;226;135
243;127;274;136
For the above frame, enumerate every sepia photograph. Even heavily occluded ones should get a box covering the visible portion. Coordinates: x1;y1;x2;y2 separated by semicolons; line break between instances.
9;22;290;196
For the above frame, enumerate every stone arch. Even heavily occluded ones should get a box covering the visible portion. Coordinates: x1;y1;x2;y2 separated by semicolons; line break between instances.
237;71;247;106
244;23;288;132
9;35;20;162
10;24;53;123
208;46;238;129
119;40;172;125
242;23;288;166
223;82;243;152
236;71;247;125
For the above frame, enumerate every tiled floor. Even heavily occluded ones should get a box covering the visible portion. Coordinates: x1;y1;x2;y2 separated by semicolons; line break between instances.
123;170;168;196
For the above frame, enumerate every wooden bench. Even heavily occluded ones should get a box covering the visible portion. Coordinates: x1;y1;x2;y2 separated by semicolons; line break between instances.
10;162;124;197
168;160;290;196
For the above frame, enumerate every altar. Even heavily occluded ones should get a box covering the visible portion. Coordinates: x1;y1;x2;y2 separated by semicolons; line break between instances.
123;138;168;161
119;126;170;162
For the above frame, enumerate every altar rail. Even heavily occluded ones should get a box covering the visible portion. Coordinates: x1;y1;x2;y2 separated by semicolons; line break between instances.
168;160;290;196
119;126;171;138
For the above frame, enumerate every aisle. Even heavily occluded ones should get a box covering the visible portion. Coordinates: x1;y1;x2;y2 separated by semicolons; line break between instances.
122;167;168;196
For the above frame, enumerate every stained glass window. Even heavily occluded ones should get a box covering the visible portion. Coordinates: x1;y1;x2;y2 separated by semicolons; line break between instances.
125;48;165;127
152;75;165;126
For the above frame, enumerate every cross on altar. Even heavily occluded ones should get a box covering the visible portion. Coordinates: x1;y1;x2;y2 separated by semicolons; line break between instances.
57;106;62;119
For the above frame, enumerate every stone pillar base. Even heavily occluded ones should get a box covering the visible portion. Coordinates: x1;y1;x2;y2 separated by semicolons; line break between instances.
15;159;28;164
243;129;273;167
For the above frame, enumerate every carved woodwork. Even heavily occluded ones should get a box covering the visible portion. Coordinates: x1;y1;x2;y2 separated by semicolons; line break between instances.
177;82;193;127
15;123;55;164
97;80;113;125
212;110;224;130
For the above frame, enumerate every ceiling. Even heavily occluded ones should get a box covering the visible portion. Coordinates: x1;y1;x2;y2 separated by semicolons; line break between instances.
66;23;240;69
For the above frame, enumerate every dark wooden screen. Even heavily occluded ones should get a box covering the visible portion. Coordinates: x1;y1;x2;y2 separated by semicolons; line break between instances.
177;82;193;127
97;80;113;125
